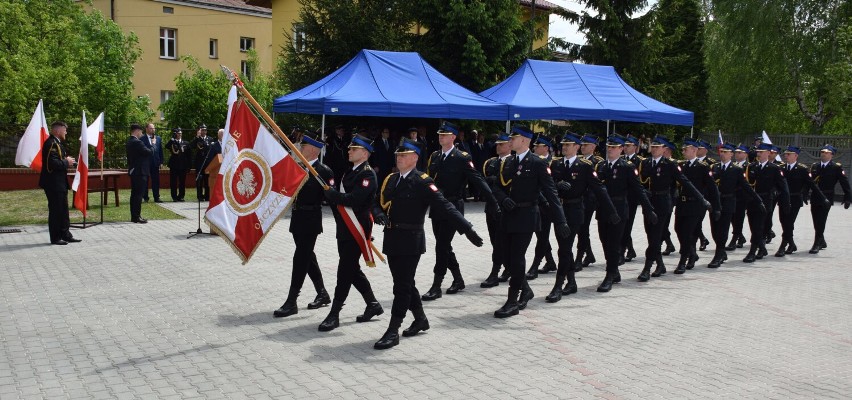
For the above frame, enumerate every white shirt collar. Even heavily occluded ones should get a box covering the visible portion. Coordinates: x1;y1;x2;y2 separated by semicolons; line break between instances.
352;161;365;170
442;148;453;158
307;158;318;165
516;149;530;162
652;156;663;164
398;169;413;179
566;155;577;165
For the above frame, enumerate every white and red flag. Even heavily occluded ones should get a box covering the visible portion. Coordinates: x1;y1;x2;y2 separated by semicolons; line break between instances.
205;86;309;263
87;112;105;161
15;99;49;171
72;112;90;216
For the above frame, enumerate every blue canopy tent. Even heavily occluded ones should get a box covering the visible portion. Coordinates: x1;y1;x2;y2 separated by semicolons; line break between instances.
479;60;694;127
273;49;509;120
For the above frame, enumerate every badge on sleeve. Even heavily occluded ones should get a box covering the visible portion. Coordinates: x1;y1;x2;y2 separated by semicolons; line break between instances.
592;171;598;178
469;161;475;169
634;169;639;176
429;184;438;192
779;170;784;177
329;179;335;186
677;165;682;172
546;167;552;175
362;179;370;187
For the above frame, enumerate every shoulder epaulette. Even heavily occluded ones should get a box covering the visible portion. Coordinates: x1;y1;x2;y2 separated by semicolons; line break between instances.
538;154;548;159
420;173;429;179
579;158;593;165
461;151;469;157
624;160;635;168
835;162;842;167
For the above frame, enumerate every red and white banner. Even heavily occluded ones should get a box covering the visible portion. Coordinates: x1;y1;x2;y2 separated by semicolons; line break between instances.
72;112;89;216
15;99;49;172
337;185;376;267
205;86;309;263
87;112;105;161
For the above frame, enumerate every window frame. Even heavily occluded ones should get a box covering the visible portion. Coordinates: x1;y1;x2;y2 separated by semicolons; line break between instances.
159;27;177;60
209;38;218;59
239;37;254;53
293;23;306;53
159;90;174;120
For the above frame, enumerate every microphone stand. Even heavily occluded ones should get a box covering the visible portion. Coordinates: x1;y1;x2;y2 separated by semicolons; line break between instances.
188;137;218;239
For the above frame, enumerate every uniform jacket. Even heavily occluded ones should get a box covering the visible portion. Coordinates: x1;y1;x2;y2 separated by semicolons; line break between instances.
711;162;760;213
166;138;189;171
596;158;653;220
810;161;852;205
622;153;644;203
551;156;616;226
329;162;377;241
141;134;163;167
745;161;791;209
489;152;566;233
369;137;395;178
189;135;213;170
482;156;505;214
676;159;721;217
290;160;334;236
426;147;494;218
126;136;152;177
782;162;824;208
38;136;70;191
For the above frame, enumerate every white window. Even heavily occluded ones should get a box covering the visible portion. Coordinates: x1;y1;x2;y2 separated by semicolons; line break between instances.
240;61;253;81
293;23;307;52
160;90;174;120
160;28;176;59
209;39;218;59
240;37;254;52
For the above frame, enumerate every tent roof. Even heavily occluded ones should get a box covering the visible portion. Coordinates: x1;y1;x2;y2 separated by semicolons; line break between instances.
272;50;509;120
479;60;694;126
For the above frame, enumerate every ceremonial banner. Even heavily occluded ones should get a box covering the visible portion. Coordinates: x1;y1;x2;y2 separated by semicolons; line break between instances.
15;99;49;171
72;112;89;216
205;86;309;263
761;130;782;162
87;112;105;161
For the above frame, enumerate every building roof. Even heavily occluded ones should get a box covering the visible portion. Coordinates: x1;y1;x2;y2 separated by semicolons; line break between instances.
170;0;271;16
246;0;560;12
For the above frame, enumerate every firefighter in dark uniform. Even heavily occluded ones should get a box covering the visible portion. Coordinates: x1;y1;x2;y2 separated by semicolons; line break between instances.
708;142;763;268
742;143;790;263
325;125;351;187
673;138;720;275
694;140;716;251
273;132;333;318
808;144;852;253
39;121;81;245
371;138;483;350
776;145;829;257
660;144;678;256
594;135;656;292
318;134;383;332
489;126;570;318
763;145;784;244
480;133;512;288
166;128;189;202
575;134;604;271
726;144;751;251
526;134;557;280
545;133;614;302
189;124;213;201
421;122;496;301
620;135;644;263
637;136;705;280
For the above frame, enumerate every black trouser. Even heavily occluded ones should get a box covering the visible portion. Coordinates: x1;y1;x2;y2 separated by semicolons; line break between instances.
621;199;639;254
533;208;553;263
288;232;325;301
130;174;147;220
675;209;702;259
196;172;209;201
504;232;534;292
431;217;460;282
170;168;187;200
731;198;747;239
810;201;831;241
645;194;673;263
779;204;801;242
485;211;504;269
764;197;778;235
146;165;160;201
746;198;768;246
576;202;596;258
388;254;423;319
44;189;70;242
598;214;626;275
333;239;377;306
711;212;734;249
556;203;583;281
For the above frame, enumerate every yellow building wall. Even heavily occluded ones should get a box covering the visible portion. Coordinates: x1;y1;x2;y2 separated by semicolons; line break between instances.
87;0;272;114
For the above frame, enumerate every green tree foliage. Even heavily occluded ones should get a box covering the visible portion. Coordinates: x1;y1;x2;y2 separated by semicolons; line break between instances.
0;0;147;126
159;56;230;130
705;0;852;134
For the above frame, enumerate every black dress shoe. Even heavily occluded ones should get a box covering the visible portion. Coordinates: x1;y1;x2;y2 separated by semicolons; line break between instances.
756;247;767;259
618;255;625;266
525;269;538;280
582;254;596;268
51;240;68;246
497;270;510;282
307;290;331;309
446;280;465;294
518;289;534;310
373;331;400;350
743;250;757;263
402;318;430;337
613;271;621;283
318;314;339;332
480;275;499;288
651;265;666;277
736;236;746;248
132;217;148;224
625;248;637;262
662;245;675;256
785;242;797;254
545;286;562;303
725;239;738;251
356;302;384;322
143;198;149;203
638;269;651;281
494;301;519;318
597;278;613;292
573;261;584;272
707;258;722;268
686;255;697;270
699;238;709;251
809;244;820;254
421;286;442;301
819;238;827;249
64;237;82;243
538;261;557;274
561;280;578;295
273;302;298;318
154;199;163;203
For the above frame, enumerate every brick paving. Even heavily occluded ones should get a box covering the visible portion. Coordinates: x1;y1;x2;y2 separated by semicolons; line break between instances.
2;201;852;399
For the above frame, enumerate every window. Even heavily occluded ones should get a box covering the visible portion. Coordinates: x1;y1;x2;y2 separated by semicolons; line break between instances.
239;37;254;52
240;61;253;81
293;24;306;52
209;39;218;59
159;28;177;59
160;91;174;120
163;6;174;14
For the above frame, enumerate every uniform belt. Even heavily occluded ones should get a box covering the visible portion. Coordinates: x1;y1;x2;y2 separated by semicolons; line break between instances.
561;197;582;204
293;205;322;211
386;222;422;230
679;196;700;202
515;202;536;208
610;196;625;202
652;190;671;196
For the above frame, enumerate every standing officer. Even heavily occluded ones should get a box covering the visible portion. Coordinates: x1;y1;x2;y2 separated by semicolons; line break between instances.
166;128;189;202
742;143;790;262
808;144;852;253
621;135;644;263
318;134;383;332
480;133;512;288
371;138;483;350
595;135;656;291
325;125;351;186
545;133;614;302
636;136;704;280
726;144;751;251
575;135;604;270
421;122;496;301
141;123;163;203
673;138;720;275
776;146;828;257
489;126;570;318
127;124;152;224
273;132;333;318
39;121;81;245
708;143;762;268
370;127;395;185
189;124;212;201
526;134;557;279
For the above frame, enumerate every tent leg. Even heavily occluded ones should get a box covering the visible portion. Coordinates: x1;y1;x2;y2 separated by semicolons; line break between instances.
690;126;694;139
320;114;326;163
505;120;510;134
606;120;610;135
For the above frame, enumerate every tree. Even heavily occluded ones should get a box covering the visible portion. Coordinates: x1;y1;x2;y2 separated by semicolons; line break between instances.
159;57;230;130
0;0;147;126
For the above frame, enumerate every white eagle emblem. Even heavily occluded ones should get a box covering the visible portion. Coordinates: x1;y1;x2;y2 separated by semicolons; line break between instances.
236;167;258;197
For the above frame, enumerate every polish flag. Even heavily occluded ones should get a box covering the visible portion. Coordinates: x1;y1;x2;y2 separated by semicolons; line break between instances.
72;112;90;217
15;100;49;172
87;112;105;161
761;130;782;162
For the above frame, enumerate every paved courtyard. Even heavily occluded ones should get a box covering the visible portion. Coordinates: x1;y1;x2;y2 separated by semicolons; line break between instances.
2;200;852;399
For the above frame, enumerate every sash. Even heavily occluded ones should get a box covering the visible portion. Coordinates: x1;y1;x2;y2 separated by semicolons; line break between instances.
337;183;375;267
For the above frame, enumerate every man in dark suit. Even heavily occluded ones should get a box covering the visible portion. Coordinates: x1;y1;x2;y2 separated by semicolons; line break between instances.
39;121;81;245
273;132;333;318
141;123;164;203
673;139;721;274
488;125;570;318
369;127;395;185
620;135;645;263
166;128;189;202
479;133;511;288
189;124;213;201
726;144;752;251
371;138;483;350
405;127;428;171
324;125;351;186
808;144;852;253
126;124;152;223
576;135;604;271
775;145;827;257
742;143;790;262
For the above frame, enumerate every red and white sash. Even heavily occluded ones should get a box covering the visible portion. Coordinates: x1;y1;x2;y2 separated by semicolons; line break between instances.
337;183;375;267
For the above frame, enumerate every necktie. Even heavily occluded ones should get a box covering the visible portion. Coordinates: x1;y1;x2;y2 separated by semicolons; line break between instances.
442;153;448;162
652;159;657;168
